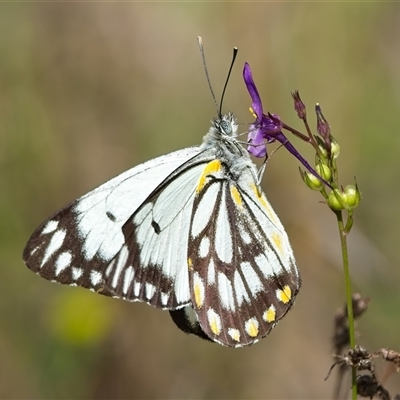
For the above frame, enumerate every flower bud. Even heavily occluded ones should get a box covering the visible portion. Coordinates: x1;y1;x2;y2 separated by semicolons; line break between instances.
342;184;361;209
300;168;324;191
315;104;331;139
292;90;306;119
306;173;323;190
315;136;329;160
331;140;341;159
315;161;332;182
328;184;361;211
328;189;346;211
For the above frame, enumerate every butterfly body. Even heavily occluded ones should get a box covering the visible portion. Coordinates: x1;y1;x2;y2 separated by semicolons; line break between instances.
23;112;300;347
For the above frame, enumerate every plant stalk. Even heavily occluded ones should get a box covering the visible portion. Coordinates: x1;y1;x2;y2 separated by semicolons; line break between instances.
336;210;357;400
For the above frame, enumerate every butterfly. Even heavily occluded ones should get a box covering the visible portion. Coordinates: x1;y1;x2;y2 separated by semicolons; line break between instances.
23;47;301;348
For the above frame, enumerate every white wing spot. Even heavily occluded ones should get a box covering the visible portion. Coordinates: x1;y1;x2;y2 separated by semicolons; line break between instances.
241;261;263;295
207;308;222;336
277;285;292;304
199;236;210;258
255;253;276;279
215;188;233;263
111;245;129;289
207;258;216;285
239;225;252;244
245;317;259;337
134;281;141;296
41;229;67;268
145;283;156;300
172;261;191;305
90;270;103;287
191;183;220;238
234;270;250;306
263;305;276;322
42;220;59;235
122;266;135;295
30;246;39;256
54;251;72;276
218;272;235;311
161;292;170;306
71;267;83;281
193;272;205;308
228;328;241;342
105;259;116;278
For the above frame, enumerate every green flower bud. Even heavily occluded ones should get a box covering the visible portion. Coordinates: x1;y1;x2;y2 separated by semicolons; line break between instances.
342;184;361;209
299;168;322;190
328;184;361;211
328;189;346;211
315;162;332;182
331;140;340;159
315;136;329;160
306;172;323;190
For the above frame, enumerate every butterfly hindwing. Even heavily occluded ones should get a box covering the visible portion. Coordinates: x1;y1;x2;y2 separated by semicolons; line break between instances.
187;160;301;347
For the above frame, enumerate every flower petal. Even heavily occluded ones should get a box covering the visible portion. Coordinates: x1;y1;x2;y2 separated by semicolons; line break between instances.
260;113;282;138
243;63;263;122
248;126;267;158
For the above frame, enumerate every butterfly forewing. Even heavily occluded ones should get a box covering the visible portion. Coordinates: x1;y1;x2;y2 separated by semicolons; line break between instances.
187;161;301;347
104;153;215;309
23;147;202;299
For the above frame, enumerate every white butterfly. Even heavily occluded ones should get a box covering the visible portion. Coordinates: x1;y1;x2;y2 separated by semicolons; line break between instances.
23;110;300;347
23;39;301;347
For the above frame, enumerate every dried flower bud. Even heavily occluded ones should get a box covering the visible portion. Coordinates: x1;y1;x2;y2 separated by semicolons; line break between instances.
316;104;331;139
292;90;306;119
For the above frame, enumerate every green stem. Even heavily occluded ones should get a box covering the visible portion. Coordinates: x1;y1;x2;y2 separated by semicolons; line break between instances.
335;211;357;400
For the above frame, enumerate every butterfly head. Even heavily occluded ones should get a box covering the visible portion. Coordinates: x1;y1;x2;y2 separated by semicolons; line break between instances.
214;112;238;137
201;112;245;159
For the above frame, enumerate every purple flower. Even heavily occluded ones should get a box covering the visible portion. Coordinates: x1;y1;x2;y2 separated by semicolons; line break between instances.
247;112;283;157
243;62;289;157
243;62;329;185
243;63;283;157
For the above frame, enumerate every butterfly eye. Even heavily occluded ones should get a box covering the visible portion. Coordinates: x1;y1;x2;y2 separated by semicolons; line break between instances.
219;119;232;135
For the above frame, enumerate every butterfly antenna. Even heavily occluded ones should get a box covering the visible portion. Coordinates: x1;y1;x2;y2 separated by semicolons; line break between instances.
219;46;238;118
198;36;220;116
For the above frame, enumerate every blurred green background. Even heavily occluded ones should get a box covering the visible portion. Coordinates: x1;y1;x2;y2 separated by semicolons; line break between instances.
1;2;400;399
